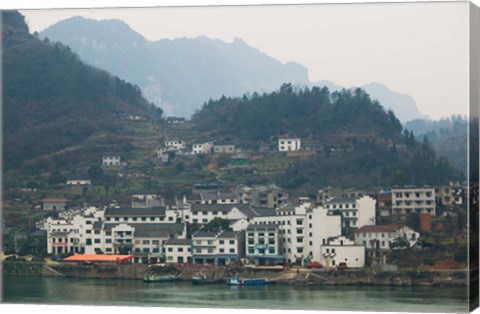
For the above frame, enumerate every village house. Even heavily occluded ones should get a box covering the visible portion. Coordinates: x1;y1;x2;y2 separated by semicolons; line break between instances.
325;196;376;229
42;198;68;211
164;140;186;151
102;156;122;167
278;138;301;152
235;184;289;208
213;143;236;154
320;236;365;268
435;183;464;208
354;224;420;250
166;116;186;124
66;180;92;186
131;194;163;208
391;187;436;216
192;142;214;154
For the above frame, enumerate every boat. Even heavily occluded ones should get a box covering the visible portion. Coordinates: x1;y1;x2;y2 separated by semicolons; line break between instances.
226;276;270;286
143;273;178;282
192;274;222;285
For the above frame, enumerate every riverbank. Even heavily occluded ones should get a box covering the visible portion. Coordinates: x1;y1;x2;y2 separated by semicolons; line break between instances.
2;260;469;286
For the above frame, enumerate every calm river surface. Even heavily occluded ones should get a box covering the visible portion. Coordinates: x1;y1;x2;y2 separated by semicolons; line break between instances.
2;276;469;312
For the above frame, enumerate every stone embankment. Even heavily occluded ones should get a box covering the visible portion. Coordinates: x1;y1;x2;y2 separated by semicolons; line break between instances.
2;261;469;286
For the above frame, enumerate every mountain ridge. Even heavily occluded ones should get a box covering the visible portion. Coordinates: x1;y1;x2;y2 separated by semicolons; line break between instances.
40;16;423;121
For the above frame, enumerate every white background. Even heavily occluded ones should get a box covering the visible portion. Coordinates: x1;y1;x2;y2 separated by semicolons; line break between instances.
0;1;478;314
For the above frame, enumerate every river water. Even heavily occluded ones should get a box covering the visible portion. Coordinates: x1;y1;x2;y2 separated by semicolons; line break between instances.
1;276;469;312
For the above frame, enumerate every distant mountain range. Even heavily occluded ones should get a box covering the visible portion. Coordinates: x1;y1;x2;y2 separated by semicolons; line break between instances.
41;16;423;121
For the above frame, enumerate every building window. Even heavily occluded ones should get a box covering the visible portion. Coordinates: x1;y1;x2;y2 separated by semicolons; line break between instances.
168;247;173;252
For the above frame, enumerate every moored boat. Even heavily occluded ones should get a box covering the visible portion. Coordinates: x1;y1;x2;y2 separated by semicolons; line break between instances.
143;273;178;282
226;276;270;286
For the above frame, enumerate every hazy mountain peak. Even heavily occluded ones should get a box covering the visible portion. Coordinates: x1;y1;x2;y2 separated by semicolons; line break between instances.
41;17;310;117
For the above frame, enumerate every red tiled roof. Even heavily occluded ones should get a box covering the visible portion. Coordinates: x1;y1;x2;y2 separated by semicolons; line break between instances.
355;225;401;233
63;254;133;262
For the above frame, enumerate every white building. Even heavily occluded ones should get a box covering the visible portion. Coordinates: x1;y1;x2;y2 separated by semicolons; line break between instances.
102;156;121;166
192;142;214;154
66;180;91;186
325;196;376;229
245;223;283;265
213;144;235;154
165;239;192;263
251;202;342;264
278;138;301;152
354;225;420;250
320;236;365;268
391;187;436;216
42;198;68;211
164;140;186;151
191;231;245;265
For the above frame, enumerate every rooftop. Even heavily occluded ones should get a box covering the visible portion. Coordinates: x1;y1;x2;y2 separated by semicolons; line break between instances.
325;197;357;205
356;225;402;233
104;207;166;217
247;223;278;231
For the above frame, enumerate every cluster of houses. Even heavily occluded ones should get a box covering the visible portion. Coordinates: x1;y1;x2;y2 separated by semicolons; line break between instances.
38;182;466;268
153;137;304;163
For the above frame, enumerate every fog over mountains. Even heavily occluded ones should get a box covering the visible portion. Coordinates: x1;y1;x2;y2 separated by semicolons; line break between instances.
41;16;423;121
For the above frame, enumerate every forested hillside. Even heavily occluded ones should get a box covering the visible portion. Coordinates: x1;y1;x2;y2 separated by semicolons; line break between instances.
3;11;161;173
191;84;463;189
405;116;468;173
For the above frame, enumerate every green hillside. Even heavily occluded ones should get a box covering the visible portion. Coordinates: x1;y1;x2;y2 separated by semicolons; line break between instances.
191;84;463;190
2;11;162;174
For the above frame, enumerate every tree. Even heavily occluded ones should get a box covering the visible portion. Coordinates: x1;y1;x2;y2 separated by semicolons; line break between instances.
87;165;104;184
200;218;232;233
47;170;66;185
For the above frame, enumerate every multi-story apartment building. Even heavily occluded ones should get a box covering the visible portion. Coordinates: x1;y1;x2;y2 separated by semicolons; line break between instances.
378;189;393;217
391;187;436;216
325;196;376;229
191;231;245;265
251;202;342;264
245;223;283;265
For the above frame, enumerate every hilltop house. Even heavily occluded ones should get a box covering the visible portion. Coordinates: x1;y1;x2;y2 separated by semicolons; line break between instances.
213;143;236;154
192;142;214;154
42;198;68;211
102;156;122;167
278;138;301;152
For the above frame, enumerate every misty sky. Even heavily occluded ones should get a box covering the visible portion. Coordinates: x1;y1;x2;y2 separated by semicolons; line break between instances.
19;2;470;120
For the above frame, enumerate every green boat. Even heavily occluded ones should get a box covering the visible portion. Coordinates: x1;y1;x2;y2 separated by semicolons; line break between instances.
143;273;178;282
